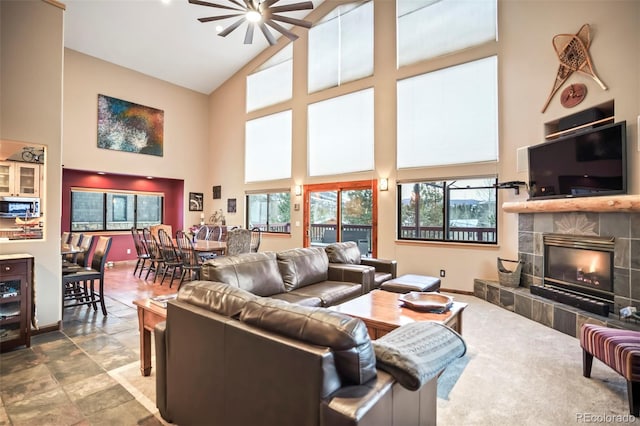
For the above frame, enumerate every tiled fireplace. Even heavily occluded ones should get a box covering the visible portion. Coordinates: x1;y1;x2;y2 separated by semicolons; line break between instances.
518;211;639;312
474;206;640;338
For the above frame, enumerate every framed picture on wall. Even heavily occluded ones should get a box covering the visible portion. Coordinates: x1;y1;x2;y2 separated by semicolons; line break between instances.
227;198;236;213
213;185;222;199
189;192;203;211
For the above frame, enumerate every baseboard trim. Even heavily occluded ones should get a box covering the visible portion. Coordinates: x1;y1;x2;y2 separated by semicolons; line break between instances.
441;288;474;295
32;322;61;335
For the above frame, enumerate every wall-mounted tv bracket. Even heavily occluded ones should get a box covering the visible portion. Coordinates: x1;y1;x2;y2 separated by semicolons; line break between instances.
495;181;528;195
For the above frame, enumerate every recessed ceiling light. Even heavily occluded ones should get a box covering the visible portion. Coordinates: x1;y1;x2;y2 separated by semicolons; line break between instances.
215;25;223;33
97;171;106;175
146;176;154;180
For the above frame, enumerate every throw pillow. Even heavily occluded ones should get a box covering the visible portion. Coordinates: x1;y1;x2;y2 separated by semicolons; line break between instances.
372;322;466;391
325;241;362;265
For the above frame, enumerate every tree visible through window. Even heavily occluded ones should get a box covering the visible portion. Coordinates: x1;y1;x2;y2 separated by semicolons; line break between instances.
398;177;497;243
246;192;291;233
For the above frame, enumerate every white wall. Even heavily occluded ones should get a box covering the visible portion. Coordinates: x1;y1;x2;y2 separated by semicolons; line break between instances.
206;0;640;292
63;49;211;227
1;0;65;328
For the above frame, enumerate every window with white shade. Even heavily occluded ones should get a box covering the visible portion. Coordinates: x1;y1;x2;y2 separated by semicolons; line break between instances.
245;110;292;182
397;56;498;169
397;0;497;67
308;88;374;176
308;1;374;93
246;44;293;112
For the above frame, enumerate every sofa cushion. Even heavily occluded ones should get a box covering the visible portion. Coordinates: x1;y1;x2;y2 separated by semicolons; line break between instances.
201;252;286;297
324;241;361;265
240;298;377;385
288;281;362;307
325;241;362;265
269;292;323;307
277;247;329;291
177;281;258;318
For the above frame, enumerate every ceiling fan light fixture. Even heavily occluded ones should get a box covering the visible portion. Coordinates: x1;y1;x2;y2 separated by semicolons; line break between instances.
189;0;313;46
246;10;262;23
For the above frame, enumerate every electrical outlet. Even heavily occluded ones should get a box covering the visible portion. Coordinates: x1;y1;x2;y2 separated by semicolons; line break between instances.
439;269;446;278
126;248;131;255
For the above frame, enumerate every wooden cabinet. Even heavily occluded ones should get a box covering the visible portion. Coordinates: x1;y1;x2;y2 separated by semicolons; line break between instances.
0;254;33;352
0;162;40;197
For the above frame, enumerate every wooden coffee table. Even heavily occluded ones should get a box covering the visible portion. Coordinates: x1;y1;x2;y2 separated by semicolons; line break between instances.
133;299;167;376
332;290;467;339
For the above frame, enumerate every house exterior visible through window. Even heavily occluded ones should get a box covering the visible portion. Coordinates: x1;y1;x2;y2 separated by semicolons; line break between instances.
398;177;497;244
71;189;163;231
246;191;291;233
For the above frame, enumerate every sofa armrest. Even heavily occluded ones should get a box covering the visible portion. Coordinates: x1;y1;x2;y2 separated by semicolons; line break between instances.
328;264;376;294
154;321;170;422
361;258;397;279
321;370;395;426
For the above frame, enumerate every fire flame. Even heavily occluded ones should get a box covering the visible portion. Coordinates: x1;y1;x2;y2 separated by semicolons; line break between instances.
589;257;598;274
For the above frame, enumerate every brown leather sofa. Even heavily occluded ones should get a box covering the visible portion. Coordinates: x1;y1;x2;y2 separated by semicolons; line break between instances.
200;247;376;306
155;281;463;426
325;241;397;292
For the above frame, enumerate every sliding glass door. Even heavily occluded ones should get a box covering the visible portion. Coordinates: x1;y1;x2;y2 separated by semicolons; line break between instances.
304;180;377;257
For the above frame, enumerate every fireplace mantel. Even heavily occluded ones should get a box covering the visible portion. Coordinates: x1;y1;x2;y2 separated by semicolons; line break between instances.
502;194;640;213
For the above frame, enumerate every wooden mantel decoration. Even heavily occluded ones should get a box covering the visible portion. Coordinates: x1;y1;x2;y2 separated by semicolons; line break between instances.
503;195;640;213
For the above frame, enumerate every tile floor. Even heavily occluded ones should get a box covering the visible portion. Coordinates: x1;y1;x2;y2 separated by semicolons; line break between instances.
0;261;176;425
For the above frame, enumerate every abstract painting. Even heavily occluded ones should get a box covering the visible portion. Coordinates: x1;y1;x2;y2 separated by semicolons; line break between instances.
97;94;164;156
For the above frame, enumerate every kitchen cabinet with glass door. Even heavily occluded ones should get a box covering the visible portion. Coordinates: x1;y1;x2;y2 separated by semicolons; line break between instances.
0;162;40;197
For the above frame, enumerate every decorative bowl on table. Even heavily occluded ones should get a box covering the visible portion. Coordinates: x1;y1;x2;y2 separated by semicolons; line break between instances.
399;292;453;313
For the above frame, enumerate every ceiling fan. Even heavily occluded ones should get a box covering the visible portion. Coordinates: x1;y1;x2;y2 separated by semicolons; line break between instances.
188;0;314;46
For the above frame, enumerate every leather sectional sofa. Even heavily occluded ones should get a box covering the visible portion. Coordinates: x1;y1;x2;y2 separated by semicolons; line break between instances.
155;281;465;425
200;246;375;306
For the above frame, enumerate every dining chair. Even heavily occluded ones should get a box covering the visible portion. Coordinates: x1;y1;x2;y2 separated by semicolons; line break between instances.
157;228;182;287
225;228;251;256
175;230;202;290
62;235;94;275
194;226;209;241
62;236;112;316
206;225;223;242
131;227;150;277
61;231;71;244
64;232;84;263
142;228;165;282
249;227;261;253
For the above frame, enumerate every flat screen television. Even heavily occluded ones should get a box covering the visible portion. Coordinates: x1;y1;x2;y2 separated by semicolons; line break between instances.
528;121;627;200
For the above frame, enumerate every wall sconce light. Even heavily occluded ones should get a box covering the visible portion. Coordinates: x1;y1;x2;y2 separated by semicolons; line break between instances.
379;178;389;191
295;185;302;196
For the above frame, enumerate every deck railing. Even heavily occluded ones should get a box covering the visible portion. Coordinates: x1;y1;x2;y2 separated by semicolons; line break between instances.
399;226;496;242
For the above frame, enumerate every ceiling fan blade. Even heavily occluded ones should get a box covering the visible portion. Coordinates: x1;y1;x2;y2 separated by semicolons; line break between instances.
227;0;248;9
259;0;280;10
258;23;278;45
198;13;243;23
244;23;255;44
265;19;299;42
269;1;314;14
188;0;245;12
269;14;312;29
219;17;247;37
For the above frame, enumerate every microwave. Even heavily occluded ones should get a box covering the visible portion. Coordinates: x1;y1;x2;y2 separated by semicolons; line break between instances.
0;197;40;218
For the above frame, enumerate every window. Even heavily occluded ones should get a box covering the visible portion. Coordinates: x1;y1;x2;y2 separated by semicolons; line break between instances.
397;0;497;67
246;191;291;233
397;56;498;168
245;110;292;183
307;88;374;176
246;44;293;112
71;189;163;231
397;177;497;244
308;1;374;92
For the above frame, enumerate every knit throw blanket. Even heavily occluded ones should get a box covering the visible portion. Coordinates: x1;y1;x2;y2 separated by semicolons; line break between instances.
372;322;467;391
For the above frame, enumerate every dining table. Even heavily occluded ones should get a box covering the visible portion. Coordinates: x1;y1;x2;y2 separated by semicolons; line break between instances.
193;240;226;255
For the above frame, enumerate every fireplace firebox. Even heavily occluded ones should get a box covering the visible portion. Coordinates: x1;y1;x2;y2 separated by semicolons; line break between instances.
531;234;615;316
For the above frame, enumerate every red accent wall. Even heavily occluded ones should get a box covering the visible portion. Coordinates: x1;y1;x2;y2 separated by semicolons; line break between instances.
61;169;184;262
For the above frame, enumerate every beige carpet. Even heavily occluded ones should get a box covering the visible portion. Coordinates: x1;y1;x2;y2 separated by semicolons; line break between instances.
110;294;630;425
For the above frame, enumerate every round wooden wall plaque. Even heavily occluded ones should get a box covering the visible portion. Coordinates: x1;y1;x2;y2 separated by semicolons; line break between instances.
560;83;587;108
